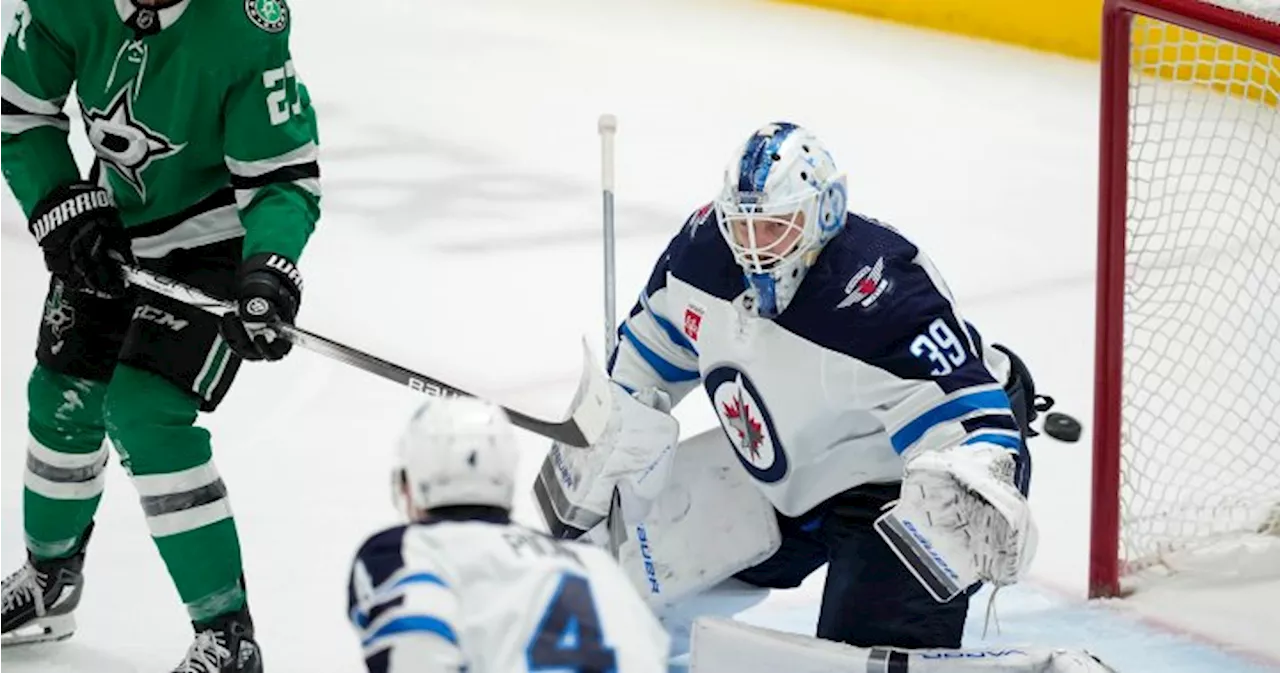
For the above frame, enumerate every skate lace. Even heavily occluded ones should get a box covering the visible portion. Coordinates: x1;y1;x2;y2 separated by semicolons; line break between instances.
176;630;233;673
1;564;44;613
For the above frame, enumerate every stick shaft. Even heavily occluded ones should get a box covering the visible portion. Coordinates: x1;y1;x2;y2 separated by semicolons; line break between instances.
599;113;618;356
117;263;600;447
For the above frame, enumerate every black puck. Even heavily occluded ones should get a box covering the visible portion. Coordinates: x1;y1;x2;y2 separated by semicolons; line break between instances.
1043;412;1082;442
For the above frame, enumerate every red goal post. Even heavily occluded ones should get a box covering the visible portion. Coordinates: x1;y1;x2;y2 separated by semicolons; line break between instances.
1092;0;1280;598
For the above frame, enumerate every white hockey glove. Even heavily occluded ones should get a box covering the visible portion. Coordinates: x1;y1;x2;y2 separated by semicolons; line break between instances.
546;383;680;530
875;444;1038;602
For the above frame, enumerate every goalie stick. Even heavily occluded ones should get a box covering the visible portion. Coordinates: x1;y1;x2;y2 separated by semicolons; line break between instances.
117;262;611;448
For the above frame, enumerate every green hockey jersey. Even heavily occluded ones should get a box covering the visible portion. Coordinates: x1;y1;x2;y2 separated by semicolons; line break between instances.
2;0;319;261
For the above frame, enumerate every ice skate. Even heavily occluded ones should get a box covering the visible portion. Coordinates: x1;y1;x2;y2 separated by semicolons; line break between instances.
171;606;263;673
0;526;91;647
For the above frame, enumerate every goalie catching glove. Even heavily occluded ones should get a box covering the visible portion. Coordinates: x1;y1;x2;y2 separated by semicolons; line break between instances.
876;443;1038;602
544;383;680;532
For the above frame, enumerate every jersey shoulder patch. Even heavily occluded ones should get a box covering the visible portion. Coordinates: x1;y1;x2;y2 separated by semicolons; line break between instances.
243;0;288;33
795;213;922;314
776;213;950;361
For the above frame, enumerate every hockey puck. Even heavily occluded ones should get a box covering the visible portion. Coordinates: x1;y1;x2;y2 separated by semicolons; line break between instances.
1043;412;1082;443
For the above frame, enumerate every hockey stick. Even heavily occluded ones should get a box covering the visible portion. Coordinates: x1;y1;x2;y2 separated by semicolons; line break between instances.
531;113;631;543
600;113;618;356
597;113;628;559
117;263;612;448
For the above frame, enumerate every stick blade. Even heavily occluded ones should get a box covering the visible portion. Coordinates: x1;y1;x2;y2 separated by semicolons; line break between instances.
564;337;614;446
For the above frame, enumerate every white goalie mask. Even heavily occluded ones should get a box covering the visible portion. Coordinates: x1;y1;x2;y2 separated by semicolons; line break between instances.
391;396;520;517
714;122;848;318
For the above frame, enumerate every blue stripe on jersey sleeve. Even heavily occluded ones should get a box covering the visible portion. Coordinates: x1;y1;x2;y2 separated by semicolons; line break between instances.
638;292;698;355
363;615;459;648
621;323;700;382
963;433;1023;451
351;573;450;628
393;573;448;589
891;389;1012;454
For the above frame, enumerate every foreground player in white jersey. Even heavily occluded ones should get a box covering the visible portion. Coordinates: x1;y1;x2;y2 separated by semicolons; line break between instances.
346;397;670;673
537;122;1052;650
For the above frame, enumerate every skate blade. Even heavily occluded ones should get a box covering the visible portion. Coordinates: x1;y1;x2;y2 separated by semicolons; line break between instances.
1;613;75;648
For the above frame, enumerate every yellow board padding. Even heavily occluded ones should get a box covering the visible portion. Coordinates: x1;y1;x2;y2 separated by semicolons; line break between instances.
775;0;1102;59
1134;17;1280;107
776;0;1278;106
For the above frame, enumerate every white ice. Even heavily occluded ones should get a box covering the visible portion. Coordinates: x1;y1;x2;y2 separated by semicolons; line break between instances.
2;0;1278;671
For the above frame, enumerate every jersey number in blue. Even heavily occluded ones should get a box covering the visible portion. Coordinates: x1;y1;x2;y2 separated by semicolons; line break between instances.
910;318;968;376
527;574;617;672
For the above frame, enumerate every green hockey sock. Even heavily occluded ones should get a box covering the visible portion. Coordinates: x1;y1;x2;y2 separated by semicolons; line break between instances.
105;365;246;622
24;365;110;559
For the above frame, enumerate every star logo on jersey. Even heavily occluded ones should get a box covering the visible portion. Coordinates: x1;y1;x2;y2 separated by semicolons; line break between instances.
245;0;288;33
705;366;789;483
81;85;184;201
722;392;764;460
43;279;76;355
837;256;890;309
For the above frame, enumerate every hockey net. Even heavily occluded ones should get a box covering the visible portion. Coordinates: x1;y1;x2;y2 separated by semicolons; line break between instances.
1091;0;1280;597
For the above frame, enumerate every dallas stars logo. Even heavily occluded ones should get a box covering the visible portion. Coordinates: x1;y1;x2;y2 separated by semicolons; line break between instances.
722;390;765;460
81;85;183;200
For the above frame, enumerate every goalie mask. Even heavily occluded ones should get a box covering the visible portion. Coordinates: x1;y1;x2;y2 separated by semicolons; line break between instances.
391;397;520;517
714;122;848;319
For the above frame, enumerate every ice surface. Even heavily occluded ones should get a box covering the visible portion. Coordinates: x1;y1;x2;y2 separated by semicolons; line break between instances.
2;0;1276;670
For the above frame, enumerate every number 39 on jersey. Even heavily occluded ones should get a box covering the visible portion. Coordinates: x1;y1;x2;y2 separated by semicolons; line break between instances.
910;318;968;376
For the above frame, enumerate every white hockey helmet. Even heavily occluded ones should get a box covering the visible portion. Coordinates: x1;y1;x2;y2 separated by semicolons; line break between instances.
714;122;848;318
391;396;520;517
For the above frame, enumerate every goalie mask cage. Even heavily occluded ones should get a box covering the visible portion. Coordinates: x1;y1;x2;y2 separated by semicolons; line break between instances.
1091;0;1280;597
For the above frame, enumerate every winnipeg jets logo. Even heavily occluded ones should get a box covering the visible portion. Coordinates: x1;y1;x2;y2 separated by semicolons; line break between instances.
705;366;788;483
81;85;184;200
837;256;889;309
722;391;764;460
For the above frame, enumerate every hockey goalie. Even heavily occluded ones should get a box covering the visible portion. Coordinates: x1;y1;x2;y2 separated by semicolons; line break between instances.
535;122;1114;672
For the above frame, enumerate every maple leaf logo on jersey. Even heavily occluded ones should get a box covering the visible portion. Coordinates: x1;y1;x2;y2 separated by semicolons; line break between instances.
837;256;889;309
706;367;789;483
722;391;765;460
81;84;184;201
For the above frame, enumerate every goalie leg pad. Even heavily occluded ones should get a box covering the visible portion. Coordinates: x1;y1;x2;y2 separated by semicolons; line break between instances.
610;428;781;610
690;617;1118;673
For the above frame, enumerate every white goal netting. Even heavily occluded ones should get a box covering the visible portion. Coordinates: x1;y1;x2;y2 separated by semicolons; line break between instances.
1120;0;1280;577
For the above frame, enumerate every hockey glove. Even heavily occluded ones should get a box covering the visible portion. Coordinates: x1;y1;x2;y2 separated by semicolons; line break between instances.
28;182;135;297
219;253;303;361
876;444;1038;602
544;383;680;531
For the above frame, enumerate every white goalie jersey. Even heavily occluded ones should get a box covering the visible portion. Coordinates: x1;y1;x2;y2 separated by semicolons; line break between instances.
608;206;1020;517
346;514;671;673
